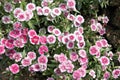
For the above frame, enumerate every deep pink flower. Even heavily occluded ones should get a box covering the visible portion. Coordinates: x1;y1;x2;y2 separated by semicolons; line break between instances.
47;35;56;44
0;38;7;45
99;56;110;66
21;28;28;35
28;30;37;38
38;45;48;55
77;41;85;48
13;53;22;62
18;35;28;43
68;34;75;42
67;41;74;49
17;12;27;21
21;57;32;67
5;39;14;49
9;63;20;74
52;29;61;36
70;52;78;62
13;8;23;18
13;22;22;30
89;45;99;55
9;30;21;38
42;7;51;16
26;3;36;11
30;35;40;45
0;45;5;55
33;63;41;72
4;3;13;12
2;16;11;24
79;50;87;58
112;69;120;79
62;36;69;44
39;36;47;44
38;55;48;64
27;52;36;60
36;6;43;15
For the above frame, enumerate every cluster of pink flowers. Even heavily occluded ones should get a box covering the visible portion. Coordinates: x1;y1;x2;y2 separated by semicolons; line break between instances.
1;0;120;80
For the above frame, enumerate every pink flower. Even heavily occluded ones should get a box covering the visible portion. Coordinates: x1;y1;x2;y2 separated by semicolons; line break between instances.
6;49;16;59
102;16;109;24
52;28;61;36
112;69;120;79
100;39;108;47
99;56;110;66
57;35;63;42
73;70;81;79
67;0;76;9
36;6;43;15
68;34;75;42
39;36;47;44
70;52;78;62
0;45;5;55
38;45;48;55
4;3;13;12
41;1;48;7
0;38;7;45
21;57;32;67
59;63;66;72
24;10;33;21
13;8;23;18
89;45;99;55
47;25;54;33
64;60;74;73
47;35;56;44
32;63;41;72
78;57;88;65
67;14;75;21
52;8;61;16
18;35;28;43
9;30;21;38
54;68;62;75
13;22;22;30
30;35;40;45
38;55;48;64
2;16;11;24
89;70;96;78
62;36;69;44
74;20;81;27
27;52;36;60
26;3;36;11
78;50;87;58
90;24;97;31
5;39;14;49
75;15;84;24
77;27;84;34
21;28;28;35
59;3;67;11
13;39;24;48
39;63;47;71
99;28;106;35
42;7;51;16
77;41;85;48
78;68;86;77
9;63;20;74
17;12;27;21
13;53;22;62
58;53;67;63
75;35;84;42
28;30;37;38
95;40;102;48
67;41;74;49
90;19;96;24
74;30;80;36
103;71;110;79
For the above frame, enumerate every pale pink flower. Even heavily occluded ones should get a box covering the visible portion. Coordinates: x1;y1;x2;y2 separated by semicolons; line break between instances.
42;7;51;16
77;27;84;34
13;8;23;18
58;63;66;72
21;57;32;67
4;3;13;12
102;16;109;24
30;35;40;45
52;8;61;16
5;39;14;49
2;16;11;24
90;24;97;31
112;69;120;79
64;60;74;73
89;45;99;55
13;53;22;62
103;71;110;79
108;51;113;60
100;39;108;47
24;10;33;21
27;52;36;60
53;54;59;61
74;30;80;36
67;0;76;9
67;14;75;21
47;35;56;44
77;41;85;48
38;45;48;55
78;50;87;58
38;55;48;64
47;25;54;33
0;45;5;55
75;35;84;42
17;12;27;21
99;28;106;35
9;30;21;38
36;6;43;15
75;15;84;24
90;19;96;24
58;53;67;63
57;35;63;42
39;36;47;44
95;40;102;48
62;36;69;44
33;63;41;72
70;52;78;62
118;55;120;62
99;56;110;66
28;29;37;38
67;41;74;49
78;57;88;65
13;39;24;48
41;0;48;7
13;22;22;30
39;63;47;71
26;3;36;11
102;65;107;71
68;34;75;42
73;70;81;79
59;3;67;11
89;70;96;78
78;68;86;77
52;28;61;36
74;20;81;27
0;38;7;45
28;65;34;72
9;63;20;74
